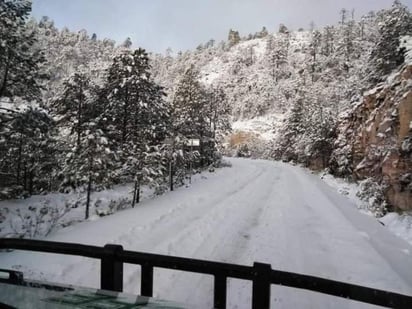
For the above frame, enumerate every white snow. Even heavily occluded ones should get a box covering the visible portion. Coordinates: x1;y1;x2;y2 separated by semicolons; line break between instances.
316;172;362;209
232;113;284;141
238;38;267;59
312;169;412;250
401;35;412;65
1;158;412;309
199;38;266;86
380;212;412;246
0;184;154;238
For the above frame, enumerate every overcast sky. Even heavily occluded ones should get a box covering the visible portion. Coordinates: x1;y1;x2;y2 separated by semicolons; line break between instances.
32;0;412;54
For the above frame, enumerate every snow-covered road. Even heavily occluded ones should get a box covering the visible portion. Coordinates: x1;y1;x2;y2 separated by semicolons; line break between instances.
1;158;412;308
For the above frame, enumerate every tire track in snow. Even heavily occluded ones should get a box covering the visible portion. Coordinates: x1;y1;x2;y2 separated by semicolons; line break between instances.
112;163;265;251
51;160;266;289
119;160;276;306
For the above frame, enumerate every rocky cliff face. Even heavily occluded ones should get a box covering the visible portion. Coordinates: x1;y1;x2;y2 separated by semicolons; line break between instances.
331;65;412;211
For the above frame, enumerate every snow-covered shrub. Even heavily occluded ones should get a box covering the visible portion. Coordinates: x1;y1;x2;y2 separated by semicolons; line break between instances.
95;198;130;217
8;200;71;238
154;184;168;196
236;144;251;157
356;178;388;217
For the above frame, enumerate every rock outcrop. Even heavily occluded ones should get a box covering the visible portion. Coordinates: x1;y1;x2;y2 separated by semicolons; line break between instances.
331;65;412;211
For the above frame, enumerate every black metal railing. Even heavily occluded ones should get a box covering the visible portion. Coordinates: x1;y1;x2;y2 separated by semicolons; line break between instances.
1;238;412;309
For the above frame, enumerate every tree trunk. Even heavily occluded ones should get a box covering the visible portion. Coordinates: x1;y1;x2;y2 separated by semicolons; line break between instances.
77;89;83;149
29;170;34;196
136;178;140;204
85;173;92;220
132;179;138;207
28;158;34;196
23;162;27;191
16;134;23;186
169;160;174;191
0;52;10;98
199;131;205;167
122;89;129;144
189;141;193;184
312;52;316;83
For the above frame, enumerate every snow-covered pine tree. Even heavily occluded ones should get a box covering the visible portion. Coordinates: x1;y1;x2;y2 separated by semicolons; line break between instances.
308;30;322;82
274;92;306;162
303;87;337;168
53;72;94;148
0;0;46;100
61;122;113;219
172;64;215;167
321;26;336;57
204;86;231;150
172;65;205;136
228;29;241;47
34;17;117;105
266;32;290;81
121;37;132;49
0;106;56;199
255;26;269;39
368;0;412;82
105;48;169;205
106;49;152;145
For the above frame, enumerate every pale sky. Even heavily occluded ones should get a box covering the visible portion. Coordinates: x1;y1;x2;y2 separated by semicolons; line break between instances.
32;0;412;54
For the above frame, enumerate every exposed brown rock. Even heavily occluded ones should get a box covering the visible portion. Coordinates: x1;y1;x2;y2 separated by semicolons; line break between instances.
398;91;412;140
229;131;258;147
332;65;412;211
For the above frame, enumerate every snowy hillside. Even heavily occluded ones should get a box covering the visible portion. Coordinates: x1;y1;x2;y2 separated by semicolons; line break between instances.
152;2;412;212
1;158;412;308
152;30;312;122
232;113;284;142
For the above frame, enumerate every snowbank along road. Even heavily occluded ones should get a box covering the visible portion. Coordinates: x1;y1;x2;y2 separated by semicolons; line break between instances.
1;158;412;308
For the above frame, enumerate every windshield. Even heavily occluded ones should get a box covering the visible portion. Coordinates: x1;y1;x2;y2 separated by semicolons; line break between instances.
1;0;412;308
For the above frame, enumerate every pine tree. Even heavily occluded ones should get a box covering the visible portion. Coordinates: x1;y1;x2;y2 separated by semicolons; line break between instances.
368;0;412;82
172;65;206;138
121;37;132;49
0;0;46;100
53;72;94;148
278;24;289;34
304;87;337;168
256;26;269;38
266;33;290;81
105;48;170;205
172;65;215;170
275;94;305;161
61;122;113;219
309;30;322;82
321;26;335;56
228;29;241;47
0;106;57;198
336;19;358;65
205;86;231;143
106;49;152;144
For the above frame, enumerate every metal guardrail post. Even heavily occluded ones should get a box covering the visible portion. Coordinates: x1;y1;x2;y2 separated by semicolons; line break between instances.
0;269;24;285
101;244;123;292
141;264;154;297
9;270;23;285
252;262;271;309
214;274;227;309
